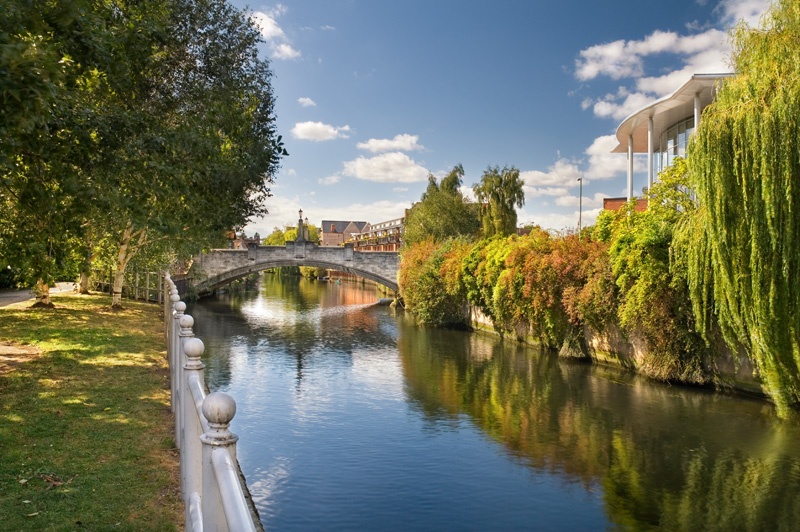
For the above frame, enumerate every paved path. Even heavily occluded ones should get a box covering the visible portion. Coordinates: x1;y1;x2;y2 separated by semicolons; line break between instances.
0;283;76;308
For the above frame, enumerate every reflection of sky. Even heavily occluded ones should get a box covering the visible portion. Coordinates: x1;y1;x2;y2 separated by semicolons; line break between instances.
192;276;800;532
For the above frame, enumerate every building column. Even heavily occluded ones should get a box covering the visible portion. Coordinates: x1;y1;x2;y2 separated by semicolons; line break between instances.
694;92;701;127
627;134;634;201
647;116;654;190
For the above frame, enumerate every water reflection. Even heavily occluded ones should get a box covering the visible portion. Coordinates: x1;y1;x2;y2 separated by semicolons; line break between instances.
192;274;800;532
398;324;800;531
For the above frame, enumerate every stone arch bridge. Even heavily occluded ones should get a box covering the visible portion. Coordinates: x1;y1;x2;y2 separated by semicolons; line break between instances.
190;241;399;294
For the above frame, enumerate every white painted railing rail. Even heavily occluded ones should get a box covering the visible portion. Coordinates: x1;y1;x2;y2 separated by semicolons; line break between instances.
164;272;259;532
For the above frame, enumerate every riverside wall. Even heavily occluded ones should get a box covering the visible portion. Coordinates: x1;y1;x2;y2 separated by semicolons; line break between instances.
467;306;764;398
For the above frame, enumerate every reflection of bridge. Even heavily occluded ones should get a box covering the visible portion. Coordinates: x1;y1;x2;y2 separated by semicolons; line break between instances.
190;241;399;294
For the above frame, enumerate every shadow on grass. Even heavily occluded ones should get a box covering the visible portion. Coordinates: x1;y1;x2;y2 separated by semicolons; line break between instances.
0;293;181;531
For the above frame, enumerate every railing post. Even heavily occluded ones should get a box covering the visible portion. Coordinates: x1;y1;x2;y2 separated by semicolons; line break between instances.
172;297;185;442
183;337;205;520
201;392;250;532
178;312;195;447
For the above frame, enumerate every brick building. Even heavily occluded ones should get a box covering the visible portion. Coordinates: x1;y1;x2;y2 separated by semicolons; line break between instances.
321;220;368;246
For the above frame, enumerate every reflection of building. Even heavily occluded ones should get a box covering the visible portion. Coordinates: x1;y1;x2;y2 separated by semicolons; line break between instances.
605;73;733;210
321;220;368;246
352;217;404;252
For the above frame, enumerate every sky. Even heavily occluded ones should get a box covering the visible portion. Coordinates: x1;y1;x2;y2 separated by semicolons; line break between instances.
232;0;772;236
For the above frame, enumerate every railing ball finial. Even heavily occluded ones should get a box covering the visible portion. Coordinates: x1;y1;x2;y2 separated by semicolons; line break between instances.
179;313;194;331
201;392;238;444
171;292;181;304
183;336;204;359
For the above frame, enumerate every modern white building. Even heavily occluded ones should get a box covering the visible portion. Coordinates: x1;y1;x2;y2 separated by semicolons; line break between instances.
611;73;734;201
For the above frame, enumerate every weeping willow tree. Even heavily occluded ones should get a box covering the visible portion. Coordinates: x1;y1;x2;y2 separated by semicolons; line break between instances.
683;0;800;415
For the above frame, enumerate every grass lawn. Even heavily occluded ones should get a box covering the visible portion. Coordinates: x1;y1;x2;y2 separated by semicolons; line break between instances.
0;292;182;531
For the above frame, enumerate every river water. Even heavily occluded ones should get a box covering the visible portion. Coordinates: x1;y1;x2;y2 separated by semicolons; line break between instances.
189;274;800;532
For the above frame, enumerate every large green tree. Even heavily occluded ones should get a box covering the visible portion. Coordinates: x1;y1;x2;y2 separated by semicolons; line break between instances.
85;0;284;307
403;164;480;247
0;0;122;304
683;0;800;414
472;165;525;237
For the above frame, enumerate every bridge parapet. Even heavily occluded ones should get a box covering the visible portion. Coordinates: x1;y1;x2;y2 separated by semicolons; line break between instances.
190;243;399;294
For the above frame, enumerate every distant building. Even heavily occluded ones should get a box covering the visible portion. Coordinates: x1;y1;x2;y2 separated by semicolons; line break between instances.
602;197;648;212
229;231;261;249
321;220;368;246
352;217;404;252
606;73;733;211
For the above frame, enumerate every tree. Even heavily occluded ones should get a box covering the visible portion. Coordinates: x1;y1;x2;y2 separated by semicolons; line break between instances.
89;0;284;308
682;0;800;415
0;0;125;305
472;165;525;237
403;165;481;247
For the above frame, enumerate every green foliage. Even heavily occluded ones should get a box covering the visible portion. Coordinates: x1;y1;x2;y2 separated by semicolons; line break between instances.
403;165;481;247
1;0;284;303
263;224;319;245
299;266;326;278
683;0;800;414
400;158;711;383
602;162;709;383
398;238;472;328
472;165;525;237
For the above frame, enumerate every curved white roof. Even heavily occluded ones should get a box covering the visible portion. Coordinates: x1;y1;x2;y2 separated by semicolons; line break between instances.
611;73;734;153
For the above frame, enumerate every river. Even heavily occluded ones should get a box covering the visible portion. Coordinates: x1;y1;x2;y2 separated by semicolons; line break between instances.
188;273;800;532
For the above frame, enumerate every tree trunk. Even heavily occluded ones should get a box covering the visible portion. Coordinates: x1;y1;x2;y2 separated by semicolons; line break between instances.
79;271;90;294
34;278;52;307
111;223;146;308
112;224;133;308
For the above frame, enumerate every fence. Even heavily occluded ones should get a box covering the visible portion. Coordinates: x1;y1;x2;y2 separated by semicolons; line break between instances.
164;272;260;532
92;269;168;303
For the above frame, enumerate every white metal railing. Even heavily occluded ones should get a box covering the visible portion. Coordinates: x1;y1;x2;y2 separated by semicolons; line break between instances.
164;272;258;532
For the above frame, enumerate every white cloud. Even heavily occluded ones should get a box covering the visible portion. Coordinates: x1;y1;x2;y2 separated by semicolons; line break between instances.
342;152;429;183
575;39;643;81
357;134;425;153
291;121;350;141
318;175;340;185
392;187;409;192
298;97;316;107
573;1;775;122
459;185;476;202
584;135;649;180
251;6;301;61
591;91;656;121
716;0;771;26
525;186;570;198
273;43;301;60
520;159;582;187
251;9;286;40
554;192;610;208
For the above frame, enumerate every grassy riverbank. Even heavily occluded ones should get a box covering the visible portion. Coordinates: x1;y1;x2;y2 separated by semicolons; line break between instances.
0;293;182;531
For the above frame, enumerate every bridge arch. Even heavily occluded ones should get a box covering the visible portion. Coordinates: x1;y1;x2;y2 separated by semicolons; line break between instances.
191;245;399;295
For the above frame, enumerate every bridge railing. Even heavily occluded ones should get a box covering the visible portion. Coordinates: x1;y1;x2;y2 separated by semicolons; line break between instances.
164;272;259;532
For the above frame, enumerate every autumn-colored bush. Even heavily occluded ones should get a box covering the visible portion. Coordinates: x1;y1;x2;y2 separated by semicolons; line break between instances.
398;237;471;328
399;165;712;383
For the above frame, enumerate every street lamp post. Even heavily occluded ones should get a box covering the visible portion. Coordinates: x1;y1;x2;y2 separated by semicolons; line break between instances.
577;178;583;237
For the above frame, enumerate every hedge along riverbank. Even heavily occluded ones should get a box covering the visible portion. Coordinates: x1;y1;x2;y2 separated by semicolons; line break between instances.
398;161;767;405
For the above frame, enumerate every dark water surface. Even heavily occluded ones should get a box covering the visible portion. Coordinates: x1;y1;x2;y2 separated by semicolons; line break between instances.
189;274;800;532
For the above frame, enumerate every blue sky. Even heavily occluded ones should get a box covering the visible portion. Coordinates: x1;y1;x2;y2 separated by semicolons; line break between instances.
234;0;770;236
